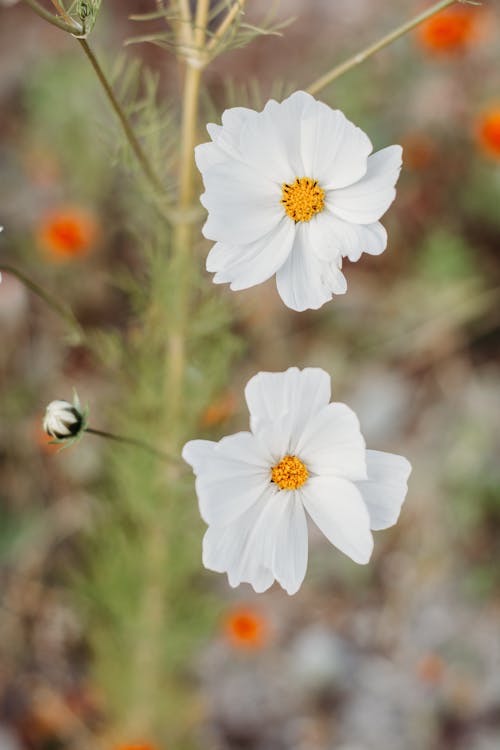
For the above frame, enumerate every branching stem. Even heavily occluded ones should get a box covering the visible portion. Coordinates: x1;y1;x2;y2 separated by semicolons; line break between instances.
307;0;462;95
22;0;83;34
22;1;169;208
48;0;74;26
206;0;246;54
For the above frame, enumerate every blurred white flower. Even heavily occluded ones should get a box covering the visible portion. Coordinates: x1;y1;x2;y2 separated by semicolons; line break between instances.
183;367;411;594
196;91;402;311
43;399;83;440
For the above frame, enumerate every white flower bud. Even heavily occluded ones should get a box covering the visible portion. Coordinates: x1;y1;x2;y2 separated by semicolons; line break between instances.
43;399;83;440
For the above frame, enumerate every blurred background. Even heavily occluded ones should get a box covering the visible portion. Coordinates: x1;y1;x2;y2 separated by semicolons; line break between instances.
1;1;500;749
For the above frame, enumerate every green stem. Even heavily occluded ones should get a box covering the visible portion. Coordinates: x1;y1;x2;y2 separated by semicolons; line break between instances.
126;5;209;739
307;0;462;95
77;39;167;199
165;61;203;434
85;427;180;463
23;2;169;210
22;0;83;35
0;264;82;339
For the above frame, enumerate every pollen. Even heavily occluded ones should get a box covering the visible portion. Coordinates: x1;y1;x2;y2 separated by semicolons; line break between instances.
281;177;325;223
271;455;309;490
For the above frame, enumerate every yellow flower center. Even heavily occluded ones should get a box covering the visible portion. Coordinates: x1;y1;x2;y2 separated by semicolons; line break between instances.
281;177;325;223
271;455;309;491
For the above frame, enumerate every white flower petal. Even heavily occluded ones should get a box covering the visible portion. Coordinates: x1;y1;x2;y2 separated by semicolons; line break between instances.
238;92;313;182
208;106;258;158
230;490;283;590
54;417;72;435
295;403;367;480
183;433;272;526
301;100;372;189
207;487;309;594
201;159;282;244
301;476;373;564
204;487;286;593
202;490;276;593
305;211;343;262
196;473;270;526
250;413;296;464
230;488;308;593
221;105;258;133
194;142;228;172
60;409;78;424
272;491;308;595
182;439;216;475
50;400;75;410
198;107;258;171
322;261;348;294
307;211;387;263
183;433;271;475
276;223;333;311
245;366;331;437
213;432;271;467
208;218;296;291
356;450;411;531
328;145;403;224
341;221;388;262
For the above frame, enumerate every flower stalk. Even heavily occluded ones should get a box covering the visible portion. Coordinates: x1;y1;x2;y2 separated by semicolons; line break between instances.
85;427;180;463
0;264;82;339
307;0;463;95
127;2;210;737
165;50;206;432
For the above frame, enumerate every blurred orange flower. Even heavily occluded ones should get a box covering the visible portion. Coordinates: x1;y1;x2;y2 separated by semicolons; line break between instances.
475;106;500;161
416;652;446;685
416;5;481;55
37;207;98;261
223;606;269;650
201;391;236;427
113;744;159;750
400;132;438;171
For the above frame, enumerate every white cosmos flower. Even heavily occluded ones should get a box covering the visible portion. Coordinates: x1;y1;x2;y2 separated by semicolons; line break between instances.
195;91;402;312
183;367;411;595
